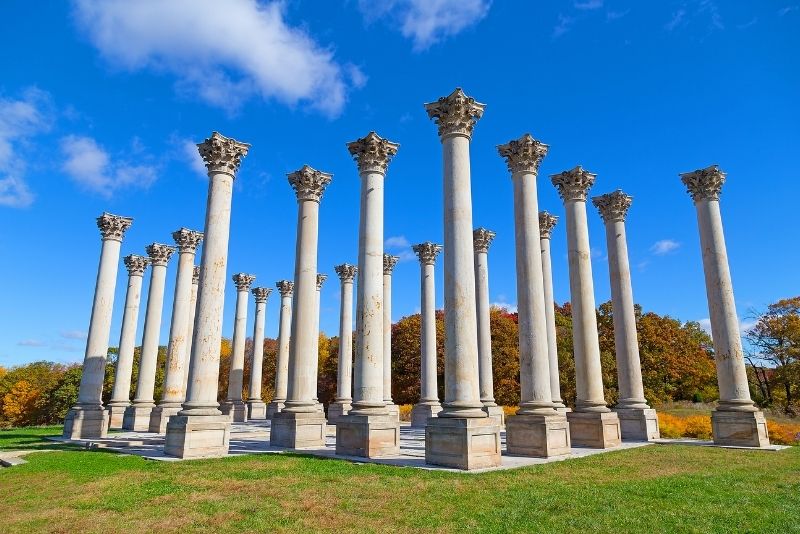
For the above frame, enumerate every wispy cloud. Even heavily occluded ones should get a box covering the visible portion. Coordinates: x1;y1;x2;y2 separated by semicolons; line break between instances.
650;239;680;255
698;0;724;30
778;5;799;16
553;13;574;38
574;0;603;10
385;235;416;262
737;17;758;29
17;339;46;347
665;9;686;31
697;317;756;338
182;138;208;179
606;10;630;21
59;330;87;340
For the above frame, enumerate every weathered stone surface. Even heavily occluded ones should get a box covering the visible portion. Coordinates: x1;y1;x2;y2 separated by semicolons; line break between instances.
336;414;400;458
566;411;621;448
411;403;442;428
63;407;108;440
506;413;571;457
615;408;660;441
270;410;327;448
106;405;128;430
220;401;247;423
247;401;267;420
425;416;501;470
122;405;156;432
164;414;232;459
327;401;352;424
148;405;181;434
711;410;770;447
483;405;505;427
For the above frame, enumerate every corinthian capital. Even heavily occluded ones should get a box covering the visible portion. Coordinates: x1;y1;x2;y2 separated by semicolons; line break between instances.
497;134;549;175
192;266;200;284
473;228;496;253
97;212;133;242
316;273;328;290
172;228;204;253
347;132;399;175
425;87;485;140
383;254;400;275
287;165;332;202
592;190;632;223
232;273;256;292
335;263;358;283
550;166;597;202
251;287;272;304
276;280;294;297
538;211;558;239
680;165;726;202
197;131;250;177
146;243;176;266
124;254;150;276
413;242;442;265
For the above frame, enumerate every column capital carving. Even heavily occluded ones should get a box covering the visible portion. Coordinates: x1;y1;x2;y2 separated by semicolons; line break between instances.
251;286;272;304
172;228;204;253
232;273;256;292
316;273;328;290
287;165;332;203
335;263;358;282
538;211;559;239
197;131;250;177
592;190;632;223
97;212;133;242
424;87;485;140
124;254;150;276
383;254;399;275
412;242;442;265
680;164;726;202
276;280;294;297
192;265;200;284
497;134;549;175
346;132;399;175
550;165;597;202
473;228;496;253
146;243;176;266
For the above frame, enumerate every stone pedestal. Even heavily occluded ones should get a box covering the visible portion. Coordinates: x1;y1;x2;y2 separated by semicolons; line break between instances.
271;410;327;448
711;410;770;447
247;401;267;420
122;405;155;432
327;401;352;424
63;406;108;440
411;403;442;428
506;414;571;457
566;411;621;448
615;408;659;441
425;417;501;470
220;401;247;423
164;414;231;458
148;405;181;434
106;405;128;430
336;414;400;458
266;401;285;420
482;405;505;426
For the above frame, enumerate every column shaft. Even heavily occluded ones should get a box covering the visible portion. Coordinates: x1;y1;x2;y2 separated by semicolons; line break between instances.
274;291;292;405
181;272;199;402
131;262;168;406
420;262;439;402
109;265;145;406
540;235;565;408
226;287;250;402
249;299;266;401
474;249;495;406
337;280;354;402
383;272;393;404
160;249;197;405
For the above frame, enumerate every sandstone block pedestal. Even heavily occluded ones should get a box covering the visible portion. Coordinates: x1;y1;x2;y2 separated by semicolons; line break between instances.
122;404;156;432
106;404;128;429
425;417;501;470
336;414;400;458
63;407;108;440
266;401;285;420
327;401;351;424
220;401;248;423
506;414;570;457
411;403;442;428
270;411;327;448
247;400;267;420
164;414;231;458
385;403;400;423
555;406;572;415
711;410;770;447
567;411;621;448
149;405;182;433
615;408;660;441
483;405;505;426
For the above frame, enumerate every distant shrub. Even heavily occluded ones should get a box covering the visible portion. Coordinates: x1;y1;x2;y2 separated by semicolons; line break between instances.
398;404;412;422
502;406;519;417
767;420;800;445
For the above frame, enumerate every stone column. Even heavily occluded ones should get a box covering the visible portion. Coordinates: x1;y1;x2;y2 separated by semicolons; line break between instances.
473;228;503;426
329;264;357;423
680;165;769;447
150;228;203;433
107;254;149;429
539;212;567;412
551;166;620;448
181;266;201;401
64;213;132;439
222;273;256;422
311;273;327;412
123;243;176;431
383;254;400;422
271;166;331;448
592;191;660;441
267;280;293;419
247;287;271;420
410;242;443;427
165;131;249;458
337;132;400;458
424;88;500;469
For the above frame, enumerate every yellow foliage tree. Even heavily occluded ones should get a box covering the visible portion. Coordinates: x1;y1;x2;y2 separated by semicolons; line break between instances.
3;380;40;426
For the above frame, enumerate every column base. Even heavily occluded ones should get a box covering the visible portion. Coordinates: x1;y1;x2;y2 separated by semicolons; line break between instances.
220;400;248;423
482;404;505;426
266;400;285;420
247;400;267;420
554;405;572;414
411;402;442;428
614;407;660;441
149;404;182;434
327;401;352;424
63;406;108;440
122;403;156;432
425;416;502;470
270;410;327;448
106;403;129;430
164;414;231;458
711;410;770;447
385;402;400;423
506;413;571;457
566;411;621;449
336;413;400;458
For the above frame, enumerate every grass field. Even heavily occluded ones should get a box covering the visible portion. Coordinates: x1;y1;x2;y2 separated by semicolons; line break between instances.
1;426;799;533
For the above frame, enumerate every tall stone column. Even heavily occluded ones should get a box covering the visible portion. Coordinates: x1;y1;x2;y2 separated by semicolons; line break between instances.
424;88;500;469
271;166;331;448
267;280;293;419
181;266;201;401
539;212;567;412
165;131;249;458
247;287;271;420
329;264;357;423
337;132;400;458
64;213;132;439
123;243;176;431
150;228;203;433
383;254;400;422
551;166;620;448
107;254;149;429
473;228;503;425
222;273;256;422
312;273;327;412
411;242;443;427
680;165;769;447
593;191;659;441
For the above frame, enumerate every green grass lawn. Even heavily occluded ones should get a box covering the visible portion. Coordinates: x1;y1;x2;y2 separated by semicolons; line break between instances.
1;426;799;533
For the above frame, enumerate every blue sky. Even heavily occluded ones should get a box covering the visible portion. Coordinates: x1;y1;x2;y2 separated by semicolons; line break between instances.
1;0;798;366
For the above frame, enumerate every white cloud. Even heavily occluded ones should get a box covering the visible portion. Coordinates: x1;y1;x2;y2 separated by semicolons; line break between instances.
60;330;87;340
553;14;574;38
72;0;357;116
17;339;46;347
491;302;518;313
778;5;799;16
385;235;417;262
359;0;491;51
591;246;604;260
697;317;757;338
385;235;411;248
574;0;603;10
60;135;158;198
665;9;686;30
650;239;680;255
182;138;208;178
